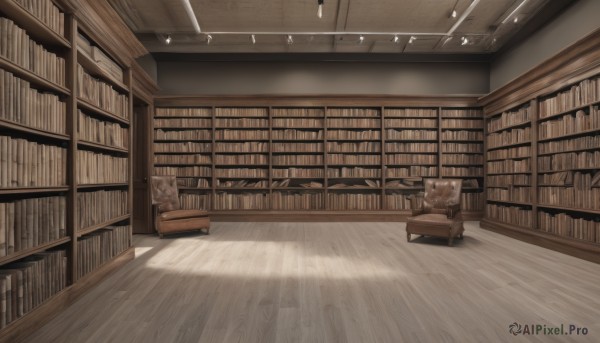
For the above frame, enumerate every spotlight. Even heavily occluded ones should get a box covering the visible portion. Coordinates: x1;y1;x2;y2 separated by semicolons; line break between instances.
317;0;324;18
513;16;519;23
451;10;457;18
408;36;416;44
287;35;293;45
251;34;256;44
359;35;364;44
392;35;399;43
165;35;172;45
206;34;212;45
461;36;469;45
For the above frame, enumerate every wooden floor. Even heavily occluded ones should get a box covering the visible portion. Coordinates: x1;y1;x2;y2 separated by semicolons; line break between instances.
26;222;600;343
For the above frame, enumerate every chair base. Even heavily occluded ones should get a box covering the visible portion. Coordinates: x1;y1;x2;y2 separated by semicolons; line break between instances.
406;222;464;247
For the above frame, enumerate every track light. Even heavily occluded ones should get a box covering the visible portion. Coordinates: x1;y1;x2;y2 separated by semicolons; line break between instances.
408;36;416;44
502;0;528;24
317;0;324;18
206;34;212;45
392;35;399;43
287;35;293;44
513;16;519;23
165;35;172;45
451;10;457;18
461;36;469;45
359;35;364;44
251;34;256;44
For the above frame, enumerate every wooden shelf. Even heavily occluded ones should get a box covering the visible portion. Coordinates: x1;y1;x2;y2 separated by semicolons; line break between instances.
486;171;531;175
0;118;70;141
77;51;128;93
441;127;484;131
538;146;600;156
0;186;69;195
487;120;531;134
0;237;71;266
386;151;439;154
537;204;600;215
77;98;129;125
216;151;269;154
78;140;128;154
486;156;530;162
179;187;212;191
155;163;213;166
0;56;69;95
273;187;325;190
0;0;70;48
487;140;531;151
216;187;269;191
538;167;600;173
538;127;600;142
487;199;532;206
77;214;131;237
77;183;129;189
537;101;598;122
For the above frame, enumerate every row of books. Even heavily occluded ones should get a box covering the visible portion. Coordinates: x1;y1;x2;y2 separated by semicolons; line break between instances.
214;192;269;210
273;155;323;165
77;150;127;184
442;143;482;153
179;193;211;210
216;168;268;178
385;118;437;128
272;108;323;117
155;107;211;118
272;129;323;140
386;129;436;140
538;151;600;171
387;166;438;177
487;127;531;149
385;179;421;188
272;168;324;178
218;179;269;188
538;171;600;186
461;192;485;211
442;167;483;177
442;119;483;129
154;142;211;153
176;177;209;188
0;135;66;188
272;192;323;210
442;109;482;118
442;130;483;141
442;154;483;165
328;154;380;165
329;108;380;117
486;203;532;227
327;118;381;128
14;0;65;36
215;107;267;117
154;154;211;165
487;187;531;203
77;225;131;279
78;110;128;149
0;196;66;257
487;146;530;161
327;193;381;210
539;77;600;118
215;154;268;165
386;154;437;165
386;142;437;153
0;250;67;329
215;129;269;140
215;118;268;128
487;174;530;187
539;185;600;211
487;159;530;174
272;118;323;128
383;193;415;210
154;118;212;128
0;17;65;86
327;142;381;153
155;129;211;141
329;130;380;140
329;180;380;189
538;135;600;155
154;166;211;177
538;109;600;140
77;65;128;120
386;108;437;118
77;190;128;230
487;106;530;132
0;69;66;134
538;211;599;243
274;143;322;152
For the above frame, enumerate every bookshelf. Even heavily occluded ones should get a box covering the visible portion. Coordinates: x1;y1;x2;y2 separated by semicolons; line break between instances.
0;0;141;340
482;71;600;257
153;99;485;220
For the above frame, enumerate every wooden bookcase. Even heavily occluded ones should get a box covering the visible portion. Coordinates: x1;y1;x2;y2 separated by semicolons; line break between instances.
482;71;600;259
0;0;139;340
153;98;485;221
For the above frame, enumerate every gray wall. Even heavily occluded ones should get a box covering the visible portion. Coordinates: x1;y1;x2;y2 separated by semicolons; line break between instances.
136;54;158;83
156;61;489;96
490;0;600;91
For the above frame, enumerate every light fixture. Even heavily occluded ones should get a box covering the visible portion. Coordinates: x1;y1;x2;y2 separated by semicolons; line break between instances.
447;0;480;35
451;10;457;18
359;35;364;44
392;35;399;43
165;35;172;45
206;34;212;44
461;36;469;45
181;0;201;33
408;36;416;44
317;0;324;19
513;16;519;24
287;34;293;44
251;34;256;44
501;0;528;24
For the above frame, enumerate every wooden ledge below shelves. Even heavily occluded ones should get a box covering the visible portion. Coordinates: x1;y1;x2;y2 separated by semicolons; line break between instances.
209;210;483;222
0;247;135;343
480;218;600;264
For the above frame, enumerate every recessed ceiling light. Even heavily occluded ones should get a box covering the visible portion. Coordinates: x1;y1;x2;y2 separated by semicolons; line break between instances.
461;36;469;45
165;35;172;45
451;10;457;18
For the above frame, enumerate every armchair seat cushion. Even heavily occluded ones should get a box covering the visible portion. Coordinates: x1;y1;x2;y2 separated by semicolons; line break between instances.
159;209;209;221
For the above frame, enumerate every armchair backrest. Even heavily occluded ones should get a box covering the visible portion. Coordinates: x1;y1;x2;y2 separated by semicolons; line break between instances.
151;176;181;213
422;179;462;214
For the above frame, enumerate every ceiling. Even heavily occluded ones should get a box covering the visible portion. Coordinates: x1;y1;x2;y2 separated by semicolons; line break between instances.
108;0;571;54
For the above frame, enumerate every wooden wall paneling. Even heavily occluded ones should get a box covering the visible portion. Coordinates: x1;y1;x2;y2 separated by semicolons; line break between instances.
323;106;329;210
211;106;216;211
380;106;386;209
66;13;78;284
530;98;539;230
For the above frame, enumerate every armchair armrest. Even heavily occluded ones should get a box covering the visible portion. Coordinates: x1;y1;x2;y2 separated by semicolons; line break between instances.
446;204;461;219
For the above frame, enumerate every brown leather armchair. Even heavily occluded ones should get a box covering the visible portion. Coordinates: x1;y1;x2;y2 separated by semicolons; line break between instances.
406;179;464;246
150;176;210;238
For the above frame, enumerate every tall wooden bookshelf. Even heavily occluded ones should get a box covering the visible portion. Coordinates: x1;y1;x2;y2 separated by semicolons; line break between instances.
481;71;600;260
153;98;485;221
0;0;142;340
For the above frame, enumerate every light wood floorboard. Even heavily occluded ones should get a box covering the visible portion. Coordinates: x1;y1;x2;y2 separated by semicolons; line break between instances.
25;222;600;343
